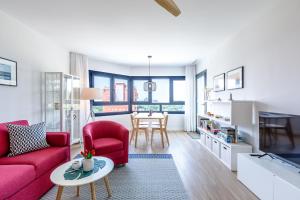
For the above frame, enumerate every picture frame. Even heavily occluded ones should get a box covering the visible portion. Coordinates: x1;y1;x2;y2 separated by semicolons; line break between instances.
0;57;17;86
213;73;225;92
226;66;244;90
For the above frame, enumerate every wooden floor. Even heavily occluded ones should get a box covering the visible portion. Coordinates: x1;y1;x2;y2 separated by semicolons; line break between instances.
72;132;258;200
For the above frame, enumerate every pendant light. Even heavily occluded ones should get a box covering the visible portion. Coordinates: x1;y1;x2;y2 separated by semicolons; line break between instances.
143;55;156;91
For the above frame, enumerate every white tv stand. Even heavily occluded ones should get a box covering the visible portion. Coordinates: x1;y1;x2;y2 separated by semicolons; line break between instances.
238;153;300;200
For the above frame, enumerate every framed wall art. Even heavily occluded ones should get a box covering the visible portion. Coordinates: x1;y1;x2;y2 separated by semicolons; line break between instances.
213;73;225;92
227;66;244;90
0;57;17;86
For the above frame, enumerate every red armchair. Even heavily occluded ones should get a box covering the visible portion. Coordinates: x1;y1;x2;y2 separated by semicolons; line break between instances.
83;120;129;165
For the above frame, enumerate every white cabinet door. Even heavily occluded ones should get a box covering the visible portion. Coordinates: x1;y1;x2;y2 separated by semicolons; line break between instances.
200;132;206;144
274;176;300;200
237;155;273;200
212;139;220;157
205;134;212;150
220;144;231;168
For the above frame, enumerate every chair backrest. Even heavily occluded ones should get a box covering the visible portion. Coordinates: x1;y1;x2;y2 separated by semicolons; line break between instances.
83;120;125;140
130;114;137;129
163;114;169;128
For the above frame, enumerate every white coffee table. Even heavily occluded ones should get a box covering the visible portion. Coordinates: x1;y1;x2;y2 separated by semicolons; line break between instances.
50;156;114;200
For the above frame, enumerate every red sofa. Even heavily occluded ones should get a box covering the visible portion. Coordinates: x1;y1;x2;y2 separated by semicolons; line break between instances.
83;120;129;165
0;120;70;200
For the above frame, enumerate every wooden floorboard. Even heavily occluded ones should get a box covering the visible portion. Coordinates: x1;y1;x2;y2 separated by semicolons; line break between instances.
72;131;258;200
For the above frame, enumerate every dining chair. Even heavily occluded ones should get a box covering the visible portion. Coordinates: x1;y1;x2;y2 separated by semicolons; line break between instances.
129;114;149;147
151;114;169;146
132;112;149;126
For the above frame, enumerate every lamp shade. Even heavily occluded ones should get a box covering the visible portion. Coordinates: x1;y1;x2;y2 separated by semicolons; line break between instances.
80;88;101;100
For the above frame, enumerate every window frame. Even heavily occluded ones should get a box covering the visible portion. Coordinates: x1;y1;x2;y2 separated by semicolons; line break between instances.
130;76;185;114
89;70;185;116
89;70;131;116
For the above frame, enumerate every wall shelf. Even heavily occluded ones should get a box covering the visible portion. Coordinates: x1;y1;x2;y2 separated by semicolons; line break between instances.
197;127;252;171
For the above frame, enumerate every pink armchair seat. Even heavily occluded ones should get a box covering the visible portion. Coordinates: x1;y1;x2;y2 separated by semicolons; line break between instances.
83;120;129;165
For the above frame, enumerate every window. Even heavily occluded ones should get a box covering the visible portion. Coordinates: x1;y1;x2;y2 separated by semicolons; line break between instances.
162;105;185;112
132;105;160;112
90;70;185;115
93;76;110;102
93;105;129;114
173;80;185;102
132;80;148;102
114;78;128;102
152;79;170;103
90;71;130;116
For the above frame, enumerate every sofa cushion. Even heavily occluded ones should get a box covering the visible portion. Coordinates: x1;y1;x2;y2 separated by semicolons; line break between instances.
7;122;49;157
46;132;69;147
0;146;68;177
93;138;123;155
0;120;29;157
0;164;36;199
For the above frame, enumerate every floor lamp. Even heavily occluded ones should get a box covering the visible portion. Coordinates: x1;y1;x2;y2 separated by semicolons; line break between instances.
80;88;101;123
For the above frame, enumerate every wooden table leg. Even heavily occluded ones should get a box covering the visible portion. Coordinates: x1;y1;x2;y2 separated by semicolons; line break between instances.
104;176;112;197
76;186;80;197
90;182;97;200
159;119;164;148
56;186;64;200
135;119;140;147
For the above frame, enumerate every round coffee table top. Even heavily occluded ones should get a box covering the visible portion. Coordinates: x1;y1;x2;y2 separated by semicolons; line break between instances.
50;156;114;187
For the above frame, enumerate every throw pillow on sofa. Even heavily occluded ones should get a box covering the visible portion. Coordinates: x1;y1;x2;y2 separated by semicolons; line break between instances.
7;122;49;157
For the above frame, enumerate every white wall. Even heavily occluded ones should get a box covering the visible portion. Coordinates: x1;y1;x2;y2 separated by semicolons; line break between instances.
130;66;185;76
89;58;186;131
89;58;131;76
0;11;69;124
198;0;300;151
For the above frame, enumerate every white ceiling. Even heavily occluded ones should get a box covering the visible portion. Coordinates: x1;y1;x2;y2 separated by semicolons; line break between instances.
0;0;277;67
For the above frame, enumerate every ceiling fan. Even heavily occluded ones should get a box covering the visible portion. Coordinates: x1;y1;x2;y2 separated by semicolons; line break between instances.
154;0;181;17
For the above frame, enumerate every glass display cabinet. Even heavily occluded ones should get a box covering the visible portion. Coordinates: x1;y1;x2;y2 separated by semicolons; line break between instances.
45;72;80;144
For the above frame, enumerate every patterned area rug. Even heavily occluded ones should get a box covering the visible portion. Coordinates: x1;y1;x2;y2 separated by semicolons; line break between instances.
42;154;189;200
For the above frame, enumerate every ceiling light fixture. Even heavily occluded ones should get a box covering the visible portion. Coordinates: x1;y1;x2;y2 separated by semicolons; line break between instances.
144;55;156;92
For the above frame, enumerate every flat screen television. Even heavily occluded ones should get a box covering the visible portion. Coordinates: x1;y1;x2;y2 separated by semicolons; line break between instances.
259;111;300;167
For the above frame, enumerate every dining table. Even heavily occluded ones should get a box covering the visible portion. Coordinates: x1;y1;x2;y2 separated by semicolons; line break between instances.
133;112;166;148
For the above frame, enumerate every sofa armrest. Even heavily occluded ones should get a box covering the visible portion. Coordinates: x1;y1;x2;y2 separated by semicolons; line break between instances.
83;131;94;151
117;125;129;147
46;132;70;147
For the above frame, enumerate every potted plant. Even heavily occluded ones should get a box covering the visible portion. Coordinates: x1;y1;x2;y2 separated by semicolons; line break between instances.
80;149;96;172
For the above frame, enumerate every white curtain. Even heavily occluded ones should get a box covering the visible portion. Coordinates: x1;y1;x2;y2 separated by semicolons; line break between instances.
184;64;196;132
70;52;89;139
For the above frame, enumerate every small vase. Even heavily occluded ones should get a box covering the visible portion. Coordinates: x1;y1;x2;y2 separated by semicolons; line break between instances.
83;158;94;172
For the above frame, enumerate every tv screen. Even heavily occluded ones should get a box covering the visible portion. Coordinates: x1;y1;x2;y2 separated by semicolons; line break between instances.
259;111;300;166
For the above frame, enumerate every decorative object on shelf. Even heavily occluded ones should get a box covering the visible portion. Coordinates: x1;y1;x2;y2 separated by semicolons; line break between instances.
213;73;225;92
224;117;231;122
144;55;156;92
81;149;96;172
204;88;213;100
221;127;236;143
229;93;233;101
206;112;214;117
215;115;223;119
0;57;17;86
80;88;101;122
227;66;244;90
